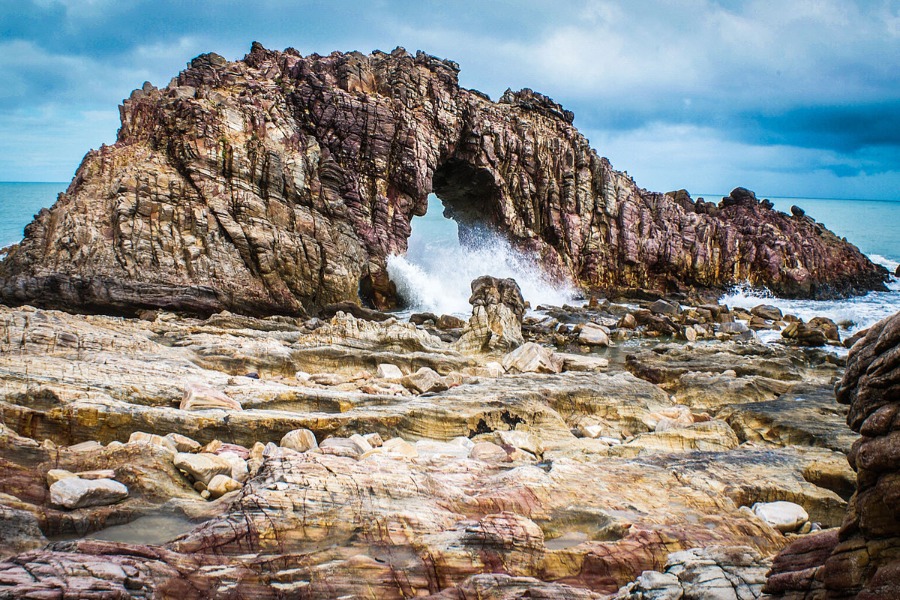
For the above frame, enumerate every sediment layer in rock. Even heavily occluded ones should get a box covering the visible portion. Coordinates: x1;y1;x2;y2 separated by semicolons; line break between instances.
0;44;888;316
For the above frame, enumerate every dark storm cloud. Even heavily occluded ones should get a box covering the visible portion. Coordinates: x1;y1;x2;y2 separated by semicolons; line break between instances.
1;0;898;197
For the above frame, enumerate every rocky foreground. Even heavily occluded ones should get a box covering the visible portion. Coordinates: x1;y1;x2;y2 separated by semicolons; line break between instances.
1;277;894;598
0;43;888;317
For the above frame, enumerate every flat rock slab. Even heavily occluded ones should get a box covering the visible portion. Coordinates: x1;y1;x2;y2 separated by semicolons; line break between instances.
49;478;129;510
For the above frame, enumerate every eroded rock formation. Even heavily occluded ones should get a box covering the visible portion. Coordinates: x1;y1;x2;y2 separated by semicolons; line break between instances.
0;43;888;316
763;310;900;599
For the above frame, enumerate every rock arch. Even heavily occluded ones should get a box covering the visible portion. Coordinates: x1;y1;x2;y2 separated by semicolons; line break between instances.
0;43;888;317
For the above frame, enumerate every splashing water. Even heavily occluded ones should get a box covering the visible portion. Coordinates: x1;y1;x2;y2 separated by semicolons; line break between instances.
387;195;578;316
720;254;900;338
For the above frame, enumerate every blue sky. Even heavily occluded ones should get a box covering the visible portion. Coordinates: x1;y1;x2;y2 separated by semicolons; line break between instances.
2;0;899;199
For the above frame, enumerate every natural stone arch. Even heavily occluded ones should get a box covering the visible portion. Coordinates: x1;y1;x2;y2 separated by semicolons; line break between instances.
0;44;887;318
430;158;502;246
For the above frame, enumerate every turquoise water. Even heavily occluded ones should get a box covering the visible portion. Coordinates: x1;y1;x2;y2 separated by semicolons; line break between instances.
0;182;67;248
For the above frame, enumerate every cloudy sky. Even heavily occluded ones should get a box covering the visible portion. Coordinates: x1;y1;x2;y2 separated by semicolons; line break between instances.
2;0;899;199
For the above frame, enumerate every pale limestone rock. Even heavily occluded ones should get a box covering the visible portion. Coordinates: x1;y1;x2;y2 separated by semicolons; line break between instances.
578;323;610;347
218;452;249;483
616;546;770;600
381;437;418;458
173;452;233;485
501;343;563;374
128;431;177;454
684;326;698;342
401;367;447;394
450;436;475;450
247;442;266;476
363;433;384;448
46;469;76;486
752;501;809;533
376;363;404;379
470;442;508;462
308;373;349;386
496;431;543;457
415;440;470;459
349;434;374;454
165;432;201;453
50;478;128;509
320;437;367;459
206;474;242;499
180;383;242;411
280;429;318;453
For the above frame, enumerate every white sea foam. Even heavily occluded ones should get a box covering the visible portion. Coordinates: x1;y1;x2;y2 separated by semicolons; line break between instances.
387;227;577;316
720;258;900;339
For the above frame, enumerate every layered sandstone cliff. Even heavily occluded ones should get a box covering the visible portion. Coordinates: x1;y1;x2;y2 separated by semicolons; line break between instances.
0;43;887;316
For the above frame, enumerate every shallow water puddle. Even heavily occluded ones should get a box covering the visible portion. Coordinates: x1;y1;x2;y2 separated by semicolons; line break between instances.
85;514;198;545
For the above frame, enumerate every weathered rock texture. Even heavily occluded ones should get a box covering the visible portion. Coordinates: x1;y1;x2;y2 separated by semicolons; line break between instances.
455;276;526;353
0;44;888;316
764;310;900;599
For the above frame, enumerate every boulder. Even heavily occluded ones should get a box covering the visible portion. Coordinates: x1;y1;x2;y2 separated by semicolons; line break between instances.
128;431;177;454
320;437;369;459
617;313;637;329
49;478;129;510
280;429;318;453
454;276;525;353
648;299;681;317
751;304;783;321
436;314;466;330
469;442;508;462
206;474;242;499
165;433;202;453
578;323;610;347
808;316;840;342
781;321;828;346
401;367;447;394
46;469;77;486
173;452;233;486
376;363;404;379
752;501;809;533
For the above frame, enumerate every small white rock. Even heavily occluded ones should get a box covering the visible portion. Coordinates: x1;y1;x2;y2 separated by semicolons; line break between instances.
752;501;809;533
376;364;404;379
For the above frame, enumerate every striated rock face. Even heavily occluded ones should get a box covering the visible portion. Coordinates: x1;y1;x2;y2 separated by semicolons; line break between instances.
455;276;526;353
764;310;900;599
0;44;888;316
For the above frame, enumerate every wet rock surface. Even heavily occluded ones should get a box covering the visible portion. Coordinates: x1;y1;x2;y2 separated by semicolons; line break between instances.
0;299;877;598
0;45;887;317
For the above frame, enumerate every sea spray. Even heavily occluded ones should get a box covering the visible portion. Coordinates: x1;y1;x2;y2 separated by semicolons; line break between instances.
387;195;577;315
720;254;900;338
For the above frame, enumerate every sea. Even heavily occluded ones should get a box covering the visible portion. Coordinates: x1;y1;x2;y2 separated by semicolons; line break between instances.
2;183;898;338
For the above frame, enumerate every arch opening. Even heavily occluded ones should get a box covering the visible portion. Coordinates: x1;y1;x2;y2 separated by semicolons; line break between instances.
384;159;576;315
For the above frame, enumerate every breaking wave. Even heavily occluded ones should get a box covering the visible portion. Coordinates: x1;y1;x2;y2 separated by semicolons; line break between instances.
387;196;577;316
720;254;900;337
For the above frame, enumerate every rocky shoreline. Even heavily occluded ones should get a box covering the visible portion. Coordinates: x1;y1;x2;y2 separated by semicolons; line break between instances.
2;275;894;598
0;44;889;318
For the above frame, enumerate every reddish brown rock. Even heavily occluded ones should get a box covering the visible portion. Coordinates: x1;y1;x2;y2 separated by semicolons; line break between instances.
0;44;887;317
764;311;900;599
